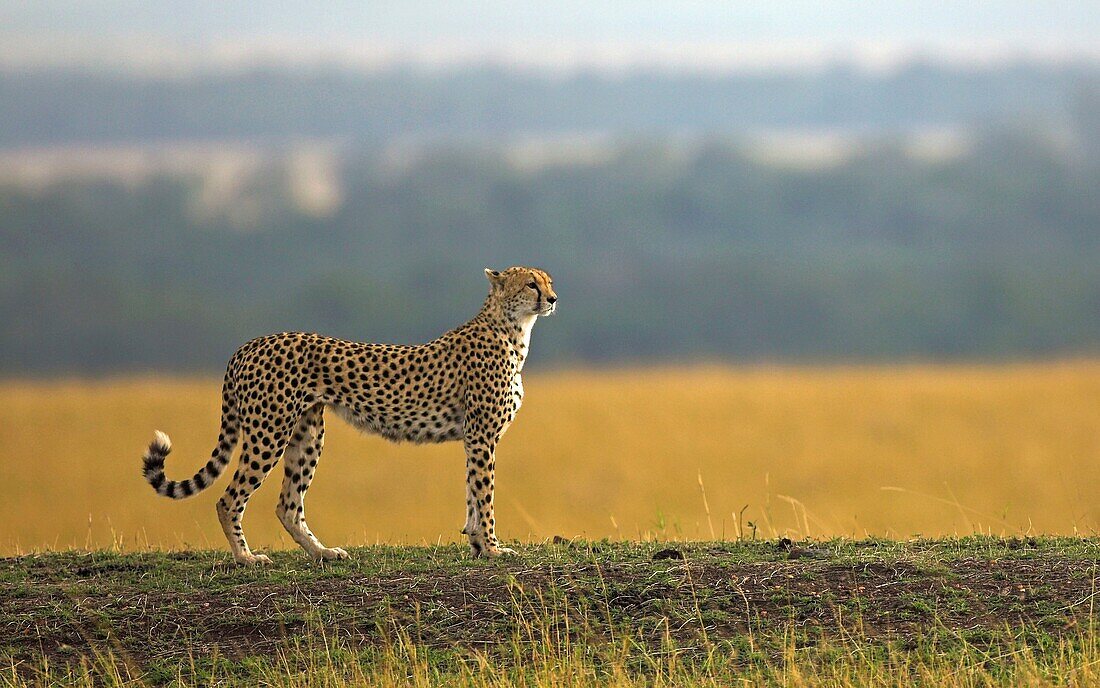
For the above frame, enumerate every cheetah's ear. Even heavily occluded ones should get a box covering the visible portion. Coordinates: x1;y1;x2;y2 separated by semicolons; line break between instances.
484;268;503;289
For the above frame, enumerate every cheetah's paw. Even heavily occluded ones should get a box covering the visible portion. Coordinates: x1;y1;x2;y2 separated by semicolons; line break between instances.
235;553;273;566
317;547;350;562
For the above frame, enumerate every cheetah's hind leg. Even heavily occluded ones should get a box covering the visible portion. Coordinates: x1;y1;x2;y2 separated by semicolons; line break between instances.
216;409;296;565
276;404;349;562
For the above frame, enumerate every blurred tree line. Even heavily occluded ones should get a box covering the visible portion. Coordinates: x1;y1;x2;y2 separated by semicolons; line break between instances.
1;119;1098;374
0;63;1090;147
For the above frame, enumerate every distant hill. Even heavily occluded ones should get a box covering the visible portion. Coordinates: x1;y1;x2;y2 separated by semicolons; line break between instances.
1;64;1097;148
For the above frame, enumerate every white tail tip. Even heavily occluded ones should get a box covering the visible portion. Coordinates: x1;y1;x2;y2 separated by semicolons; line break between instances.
151;430;172;453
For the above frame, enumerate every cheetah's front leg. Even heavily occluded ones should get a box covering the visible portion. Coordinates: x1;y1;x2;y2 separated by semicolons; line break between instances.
461;480;477;536
462;420;514;558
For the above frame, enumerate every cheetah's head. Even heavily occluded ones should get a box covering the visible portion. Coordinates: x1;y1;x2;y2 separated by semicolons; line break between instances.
484;266;557;320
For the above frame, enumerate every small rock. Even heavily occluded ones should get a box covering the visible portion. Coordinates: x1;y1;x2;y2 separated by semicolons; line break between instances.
779;537;825;560
787;547;820;560
652;548;684;561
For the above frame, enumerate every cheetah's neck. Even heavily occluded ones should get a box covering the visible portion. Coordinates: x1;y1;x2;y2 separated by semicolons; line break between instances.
473;309;539;371
512;313;537;364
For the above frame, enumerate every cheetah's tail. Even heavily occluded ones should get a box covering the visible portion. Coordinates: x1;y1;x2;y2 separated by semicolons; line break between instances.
142;418;240;499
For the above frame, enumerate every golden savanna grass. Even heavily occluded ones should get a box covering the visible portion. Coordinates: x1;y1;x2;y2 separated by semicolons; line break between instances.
3;363;1099;554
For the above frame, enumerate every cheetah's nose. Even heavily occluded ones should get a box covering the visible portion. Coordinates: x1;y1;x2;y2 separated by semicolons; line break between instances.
547;296;557;304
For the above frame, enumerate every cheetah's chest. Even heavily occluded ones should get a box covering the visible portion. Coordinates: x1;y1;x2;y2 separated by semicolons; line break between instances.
510;372;524;412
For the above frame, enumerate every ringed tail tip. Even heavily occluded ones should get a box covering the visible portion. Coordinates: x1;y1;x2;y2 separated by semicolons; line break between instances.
143;430;172;475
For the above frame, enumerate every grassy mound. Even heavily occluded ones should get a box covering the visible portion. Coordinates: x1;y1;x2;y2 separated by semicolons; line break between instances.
4;538;1100;686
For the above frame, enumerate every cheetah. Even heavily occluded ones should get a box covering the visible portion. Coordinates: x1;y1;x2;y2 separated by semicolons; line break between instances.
142;266;557;564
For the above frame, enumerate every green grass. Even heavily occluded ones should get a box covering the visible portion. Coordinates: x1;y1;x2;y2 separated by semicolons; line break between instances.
3;538;1100;686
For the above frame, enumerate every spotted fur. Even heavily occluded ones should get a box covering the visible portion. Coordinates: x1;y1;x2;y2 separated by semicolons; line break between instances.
142;266;557;565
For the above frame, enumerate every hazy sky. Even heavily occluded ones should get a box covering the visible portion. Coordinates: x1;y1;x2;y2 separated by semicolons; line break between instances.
2;1;1098;71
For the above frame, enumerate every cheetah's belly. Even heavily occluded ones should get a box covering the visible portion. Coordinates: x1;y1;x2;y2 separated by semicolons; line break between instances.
330;400;465;445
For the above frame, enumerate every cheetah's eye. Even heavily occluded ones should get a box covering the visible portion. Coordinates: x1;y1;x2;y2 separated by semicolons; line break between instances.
527;282;537;289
